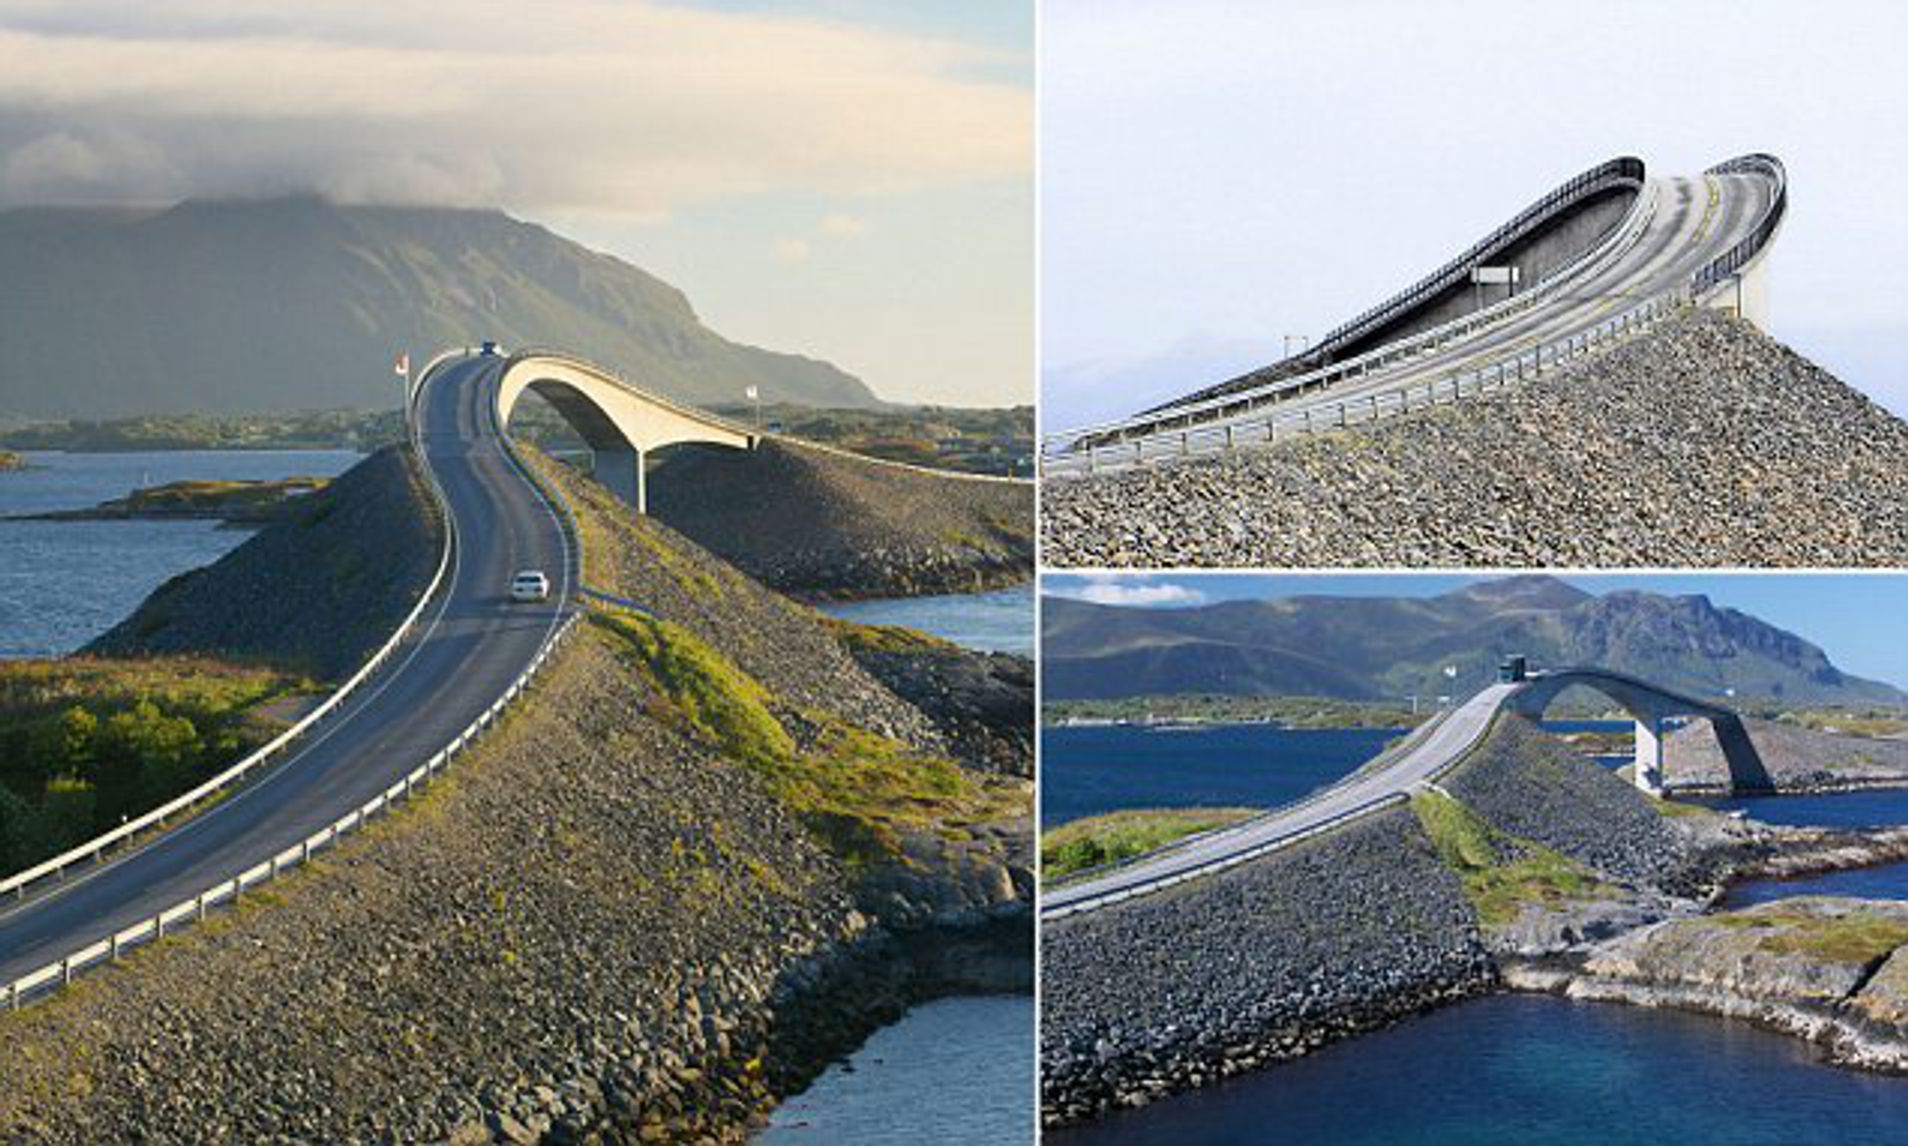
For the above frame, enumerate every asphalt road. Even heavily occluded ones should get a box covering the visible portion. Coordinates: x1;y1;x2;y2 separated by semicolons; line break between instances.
1048;169;1776;465
0;353;571;986
1040;681;1520;918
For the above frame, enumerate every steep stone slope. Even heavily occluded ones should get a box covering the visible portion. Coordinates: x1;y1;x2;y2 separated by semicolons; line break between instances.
1044;311;1908;567
647;439;1032;599
86;446;439;680
1666;716;1908;793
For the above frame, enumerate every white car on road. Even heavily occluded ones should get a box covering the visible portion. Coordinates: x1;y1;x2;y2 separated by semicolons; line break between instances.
510;570;551;602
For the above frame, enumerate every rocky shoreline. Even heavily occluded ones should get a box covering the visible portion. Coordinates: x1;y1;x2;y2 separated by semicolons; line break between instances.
0;447;1034;1143
1041;715;1908;1128
9;475;328;525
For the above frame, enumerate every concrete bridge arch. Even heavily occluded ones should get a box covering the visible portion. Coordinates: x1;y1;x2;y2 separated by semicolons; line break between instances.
1504;667;1769;795
494;353;757;514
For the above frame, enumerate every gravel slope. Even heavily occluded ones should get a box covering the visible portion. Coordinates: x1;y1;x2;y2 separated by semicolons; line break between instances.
87;446;439;680
648;439;1031;599
1043;311;1908;567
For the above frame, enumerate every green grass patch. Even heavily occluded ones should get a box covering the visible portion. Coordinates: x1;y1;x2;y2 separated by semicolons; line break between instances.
589;607;1019;868
1653;796;1716;819
1041;807;1259;881
1714;910;1908;964
823;617;958;656
1412;790;1616;925
0;656;308;876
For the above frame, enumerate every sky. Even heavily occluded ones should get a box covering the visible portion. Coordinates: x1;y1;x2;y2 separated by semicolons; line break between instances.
1042;572;1908;689
0;1;1031;408
1042;0;1908;429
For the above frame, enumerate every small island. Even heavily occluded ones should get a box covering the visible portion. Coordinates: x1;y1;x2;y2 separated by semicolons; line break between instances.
12;476;329;526
0;449;24;472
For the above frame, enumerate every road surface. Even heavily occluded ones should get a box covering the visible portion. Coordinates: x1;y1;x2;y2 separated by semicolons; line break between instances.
1040;681;1520;919
0;353;571;987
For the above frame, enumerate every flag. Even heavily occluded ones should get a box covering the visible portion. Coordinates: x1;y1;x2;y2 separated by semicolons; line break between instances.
394;352;410;377
744;385;759;401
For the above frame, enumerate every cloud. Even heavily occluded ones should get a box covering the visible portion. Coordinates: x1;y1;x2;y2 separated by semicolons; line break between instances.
0;2;1029;213
773;237;811;262
820;212;870;237
1048;574;1206;608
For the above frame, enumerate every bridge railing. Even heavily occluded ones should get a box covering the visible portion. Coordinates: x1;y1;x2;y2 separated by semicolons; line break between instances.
1153;156;1648;415
0;358;467;907
503;348;1029;486
3;611;583;1011
4;354;587;1010
1040;791;1410;921
1043;166;1658;461
1051;285;1690;475
1692;153;1786;297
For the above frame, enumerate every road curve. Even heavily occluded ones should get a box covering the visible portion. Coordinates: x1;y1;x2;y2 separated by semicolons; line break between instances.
1040;681;1521;920
0;353;571;987
1044;158;1781;469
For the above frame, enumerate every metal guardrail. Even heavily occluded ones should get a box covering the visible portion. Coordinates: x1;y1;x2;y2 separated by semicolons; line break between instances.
4;351;586;1010
1043;167;1659;461
1060;288;1688;475
1039;701;1475;917
1040;792;1411;921
1152;156;1647;415
1693;153;1786;297
1044;152;1788;477
0;357;468;906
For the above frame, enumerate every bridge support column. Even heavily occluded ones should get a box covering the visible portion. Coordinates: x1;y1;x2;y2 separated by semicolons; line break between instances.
591;446;647;515
1633;716;1665;795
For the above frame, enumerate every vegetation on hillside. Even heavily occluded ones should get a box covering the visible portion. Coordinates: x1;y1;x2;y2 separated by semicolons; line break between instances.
588;608;1021;868
1411;790;1617;925
1761;707;1908;740
0;658;308;876
1041;807;1260;882
1714;909;1908;964
21;477;330;524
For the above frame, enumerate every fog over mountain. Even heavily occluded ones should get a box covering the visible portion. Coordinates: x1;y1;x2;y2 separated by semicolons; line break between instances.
0;197;880;417
1043;575;1906;708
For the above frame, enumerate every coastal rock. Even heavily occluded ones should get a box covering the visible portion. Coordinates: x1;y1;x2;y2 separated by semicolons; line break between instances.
1665;716;1908;794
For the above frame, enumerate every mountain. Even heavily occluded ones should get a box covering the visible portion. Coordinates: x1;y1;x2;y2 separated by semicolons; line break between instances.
0;198;880;417
1042;575;1906;709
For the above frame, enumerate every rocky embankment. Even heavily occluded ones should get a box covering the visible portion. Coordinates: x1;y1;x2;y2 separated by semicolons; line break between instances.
12;475;328;525
1040;806;1494;1126
86;446;437;681
647;438;1031;599
0;448;1032;1143
1042;713;1908;1127
1044;310;1908;567
1666;716;1908;793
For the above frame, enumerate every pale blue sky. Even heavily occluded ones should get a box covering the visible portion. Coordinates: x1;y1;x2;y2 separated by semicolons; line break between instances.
1043;573;1908;688
0;0;1032;408
1042;0;1908;428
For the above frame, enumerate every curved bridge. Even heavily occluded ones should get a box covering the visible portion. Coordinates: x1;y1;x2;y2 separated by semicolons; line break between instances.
1041;665;1762;920
495;351;757;513
1043;152;1787;474
0;346;787;1006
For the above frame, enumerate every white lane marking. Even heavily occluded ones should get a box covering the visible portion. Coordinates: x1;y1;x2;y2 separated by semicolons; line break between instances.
0;365;472;927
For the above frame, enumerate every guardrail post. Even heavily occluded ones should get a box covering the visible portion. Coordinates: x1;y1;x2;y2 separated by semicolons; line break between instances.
60;959;70;987
7;981;16;1010
109;934;119;963
196;893;207;922
154;912;165;940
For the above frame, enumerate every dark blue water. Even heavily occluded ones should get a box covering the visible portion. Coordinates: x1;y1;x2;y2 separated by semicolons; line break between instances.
817;584;1033;657
1700;788;1908;830
783;593;1034;1141
0;450;361;656
1039;723;1402;828
759;995;1033;1144
1051;994;1908;1146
